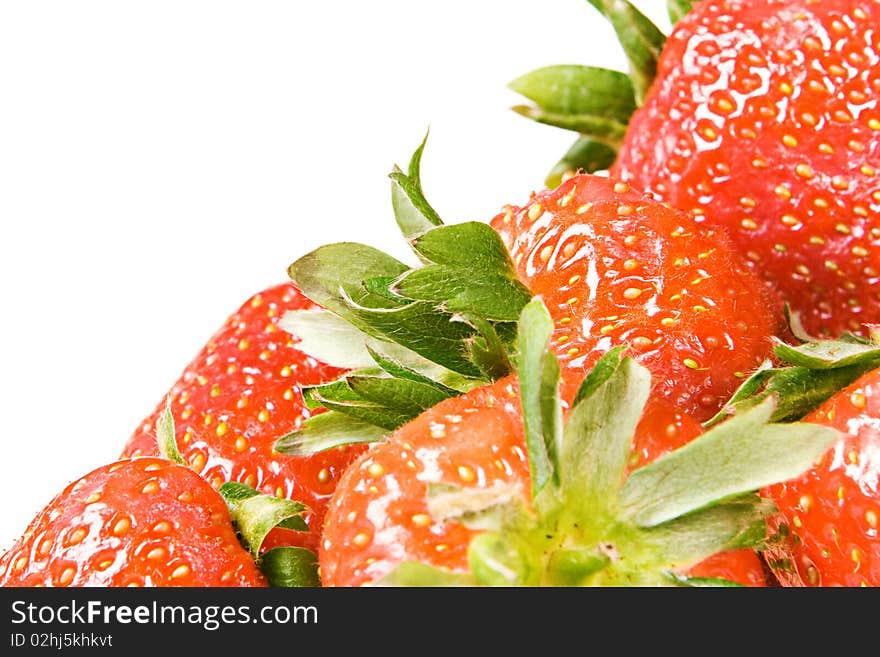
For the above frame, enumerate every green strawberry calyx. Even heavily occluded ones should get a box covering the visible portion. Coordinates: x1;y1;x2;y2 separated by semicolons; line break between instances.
508;0;690;187
371;299;840;587
275;134;534;456
704;306;880;428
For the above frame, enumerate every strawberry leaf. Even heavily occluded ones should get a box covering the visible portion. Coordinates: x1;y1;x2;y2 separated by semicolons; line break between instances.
517;297;563;496
462;314;516;382
347;374;454;419
772;336;880;370
511;104;631;145
259;547;320;588
618;397;840;527
571;344;629;407
274;411;387;456
560;354;651;517
389;131;444;242
155;396;185;465
585;0;666;104
509;65;637;120
290;135;530;383
301;381;412;430
219;482;309;557
637;494;773;567
279;307;378;369
343;298;485;377
280;307;479;391
392;266;530;322
406;220;524;272
509;65;636;144
289;242;410;325
667;0;695;24
364;343;462;396
704;361;878;427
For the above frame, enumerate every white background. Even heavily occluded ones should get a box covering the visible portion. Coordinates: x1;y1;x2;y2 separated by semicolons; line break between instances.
0;1;668;551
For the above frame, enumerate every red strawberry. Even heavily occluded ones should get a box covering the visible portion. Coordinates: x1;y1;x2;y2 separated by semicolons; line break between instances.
512;0;880;340
317;320;833;588
120;281;367;553
0;457;267;587
762;365;880;586
490;173;784;422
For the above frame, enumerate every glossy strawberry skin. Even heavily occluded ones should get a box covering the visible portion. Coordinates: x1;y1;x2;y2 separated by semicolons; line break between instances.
0;457;266;587
762;367;880;587
120;282;366;553
319;376;768;587
490;174;784;423
611;0;880;340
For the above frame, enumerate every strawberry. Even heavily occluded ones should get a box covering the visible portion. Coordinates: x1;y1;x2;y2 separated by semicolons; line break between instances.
0;457;267;587
510;0;880;340
120;281;367;553
490;173;784;422
317;300;835;587
762;364;880;586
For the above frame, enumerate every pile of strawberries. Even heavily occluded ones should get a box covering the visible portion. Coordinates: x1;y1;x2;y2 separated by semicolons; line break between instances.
3;0;880;588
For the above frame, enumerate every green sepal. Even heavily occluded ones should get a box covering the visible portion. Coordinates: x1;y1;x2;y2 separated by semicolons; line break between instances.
546;137;617;188
772;336;880;370
259;547;320;588
517;298;563;497
667;0;695;24
278;308;378;369
288;134;530;394
634;494;774;570
365;343;461;397
392;266;530;322
396;221;531;317
571;344;628;407
586;0;666;104
273;411;387;456
509;65;636;144
393;267;531;323
219;482;309;559
302;371;454;431
288;242;410;327
704;330;880;427
300;381;412;431
279;307;480;392
301;377;362;411
369;561;476;587
305;371;455;426
619;397;840;527
559;355;651;518
511;104;630;145
344;299;485;378
347;374;453;420
363;276;410;305
155;396;185;465
704;360;878;427
389;131;444;243
460;315;515;382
